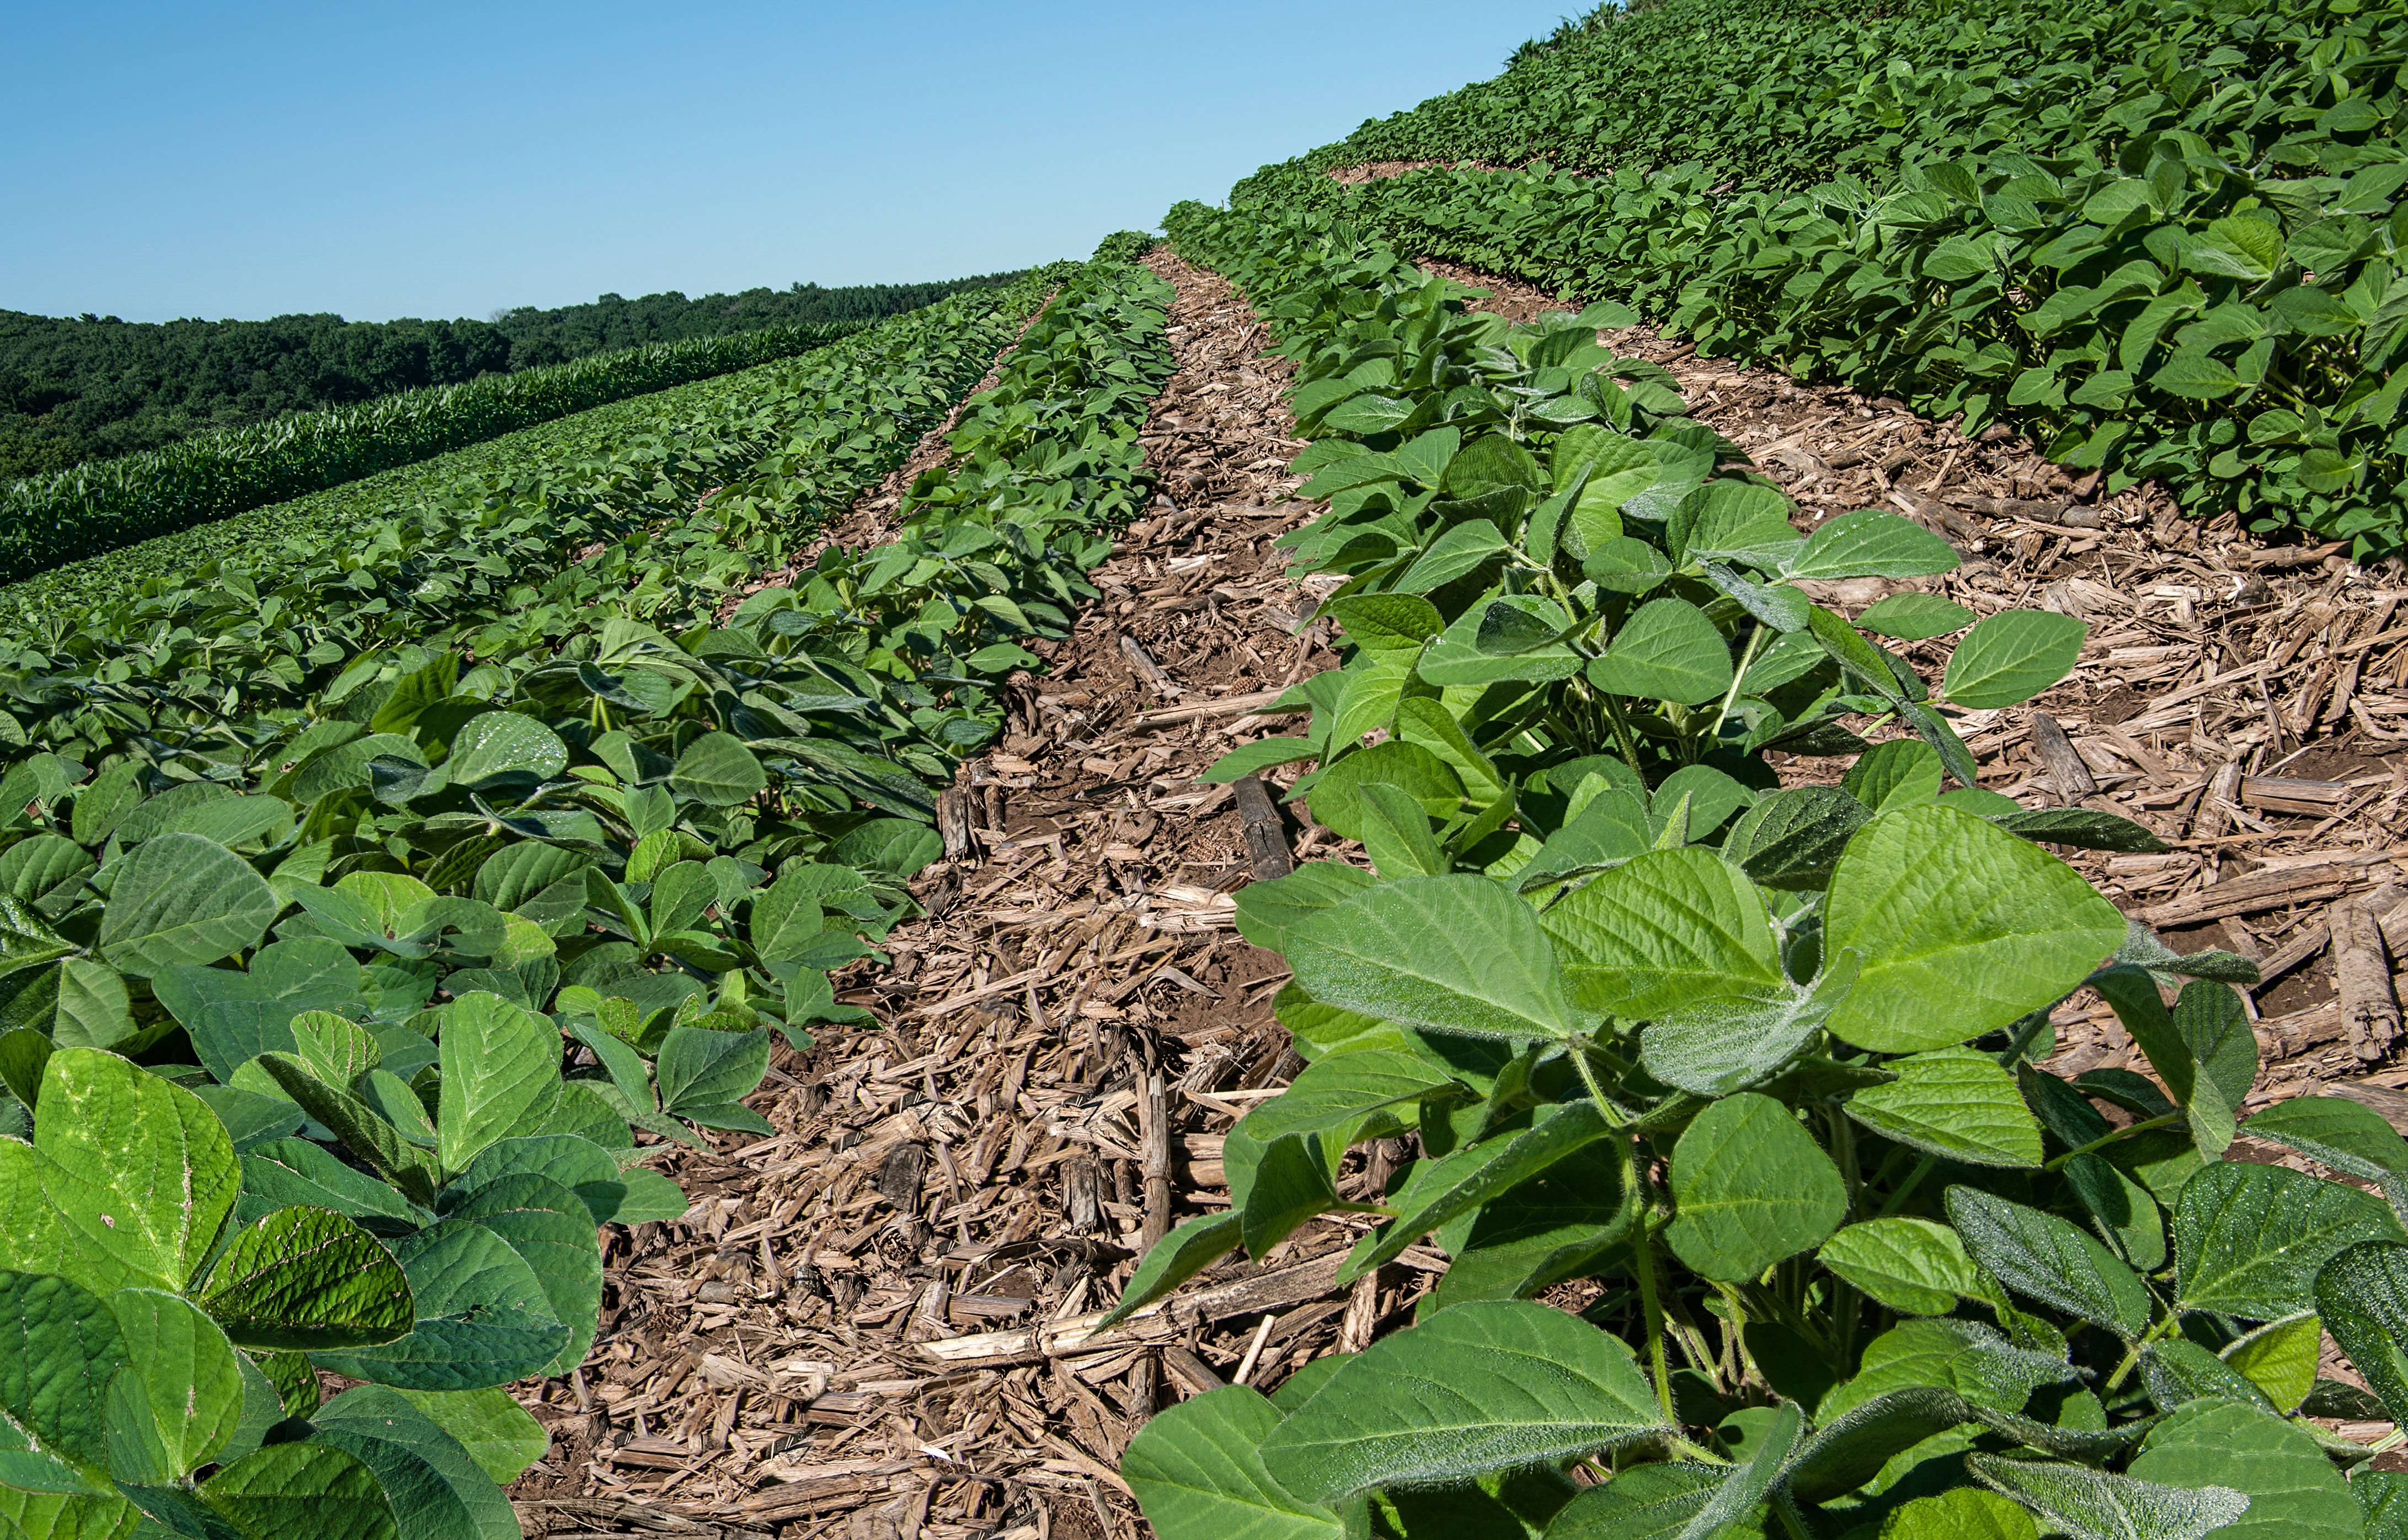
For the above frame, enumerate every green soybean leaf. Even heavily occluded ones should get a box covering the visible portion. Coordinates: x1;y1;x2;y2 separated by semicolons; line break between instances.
199;1442;398;1540
1720;786;1868;891
1257;1301;1666;1501
1096;1211;1245;1331
1666;1093;1848;1282
1123;1387;1346;1540
1946;1186;2153;1337
1234;862;1380;954
1285;875;1589;1042
1358;782;1447;878
2241;1097;2408;1182
1540;848;1783;1020
1825;806;2124;1053
1325;594;1444;651
196;1206;413;1351
1344;1101;1615;1283
2220;1313;2322;1414
1816;1218;1980;1316
2127;1398;2359;1540
441;1174;601;1378
436;992;560;1175
1844;1048;2044;1168
1990;807;2169;853
238;1139;427;1230
1841;739;1942;814
1858;593;1978;641
1874;1489;2039;1540
1587;599;1733;705
442;712;568;789
2064;1152;2167;1271
1786;1386;2142;1506
308;1220;568;1391
1540;1461;1722;1538
1398;520;1510;593
2316;1241;2408;1425
37;1047;238;1293
95;833;280;978
313;1385;521;1540
668;732;766;807
1640;953;1857;1097
1943;611;2087;709
1967;1453;2248;1540
1231;1125;1339;1258
100;1289;244;1485
388;1387;547;1484
0;1270;130;1490
1786;509;1959;579
655;1025;772;1131
1300;742;1464;840
2174;1160;2400;1320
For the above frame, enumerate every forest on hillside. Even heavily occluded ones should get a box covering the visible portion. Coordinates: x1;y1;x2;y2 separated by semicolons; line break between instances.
0;271;1023;478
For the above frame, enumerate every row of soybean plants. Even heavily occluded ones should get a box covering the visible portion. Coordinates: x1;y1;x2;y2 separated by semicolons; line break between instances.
0;246;1176;1539
0;352;839;627
1235;0;2408;553
1107;203;2408;1540
0;317;886;585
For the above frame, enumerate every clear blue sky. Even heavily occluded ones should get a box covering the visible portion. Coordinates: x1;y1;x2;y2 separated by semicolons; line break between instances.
0;1;1575;324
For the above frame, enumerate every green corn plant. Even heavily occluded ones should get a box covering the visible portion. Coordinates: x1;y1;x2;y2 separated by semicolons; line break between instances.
1107;206;2408;1539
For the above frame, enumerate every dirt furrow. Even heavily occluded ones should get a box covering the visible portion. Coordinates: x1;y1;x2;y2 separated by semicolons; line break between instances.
513;248;1358;1540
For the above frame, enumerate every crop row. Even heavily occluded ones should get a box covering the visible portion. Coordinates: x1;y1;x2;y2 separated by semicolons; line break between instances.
0;244;1176;1537
1104;201;2408;1538
0;316;875;585
1236;0;2408;551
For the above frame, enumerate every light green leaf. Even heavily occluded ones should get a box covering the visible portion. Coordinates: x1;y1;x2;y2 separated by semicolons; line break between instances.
1640;954;1857;1097
100;1289;243;1485
1817;1218;1980;1316
1946;1186;2152;1338
2241;1096;2408;1182
389;1387;548;1485
1234;863;1380;955
1842;739;1942;814
1123;1387;1345;1540
1824;806;2124;1053
1968;1453;2247;1540
1587;599;1733;705
436;992;561;1175
95;833;280;978
2316;1241;2408;1425
200;1441;399;1540
668;732;766;807
442;1174;602;1377
1844;1049;2043;1168
1285;875;1589;1042
1096;1211;1245;1331
1358;783;1447;878
0;1270;121;1491
196;1206;413;1351
2220;1313;2321;1414
1257;1301;1665;1500
1943;611;2087;710
655;1025;771;1128
1540;1461;1722;1538
1325;594;1444;651
2128;1398;2358;1540
1667;1093;1848;1282
1398;520;1510;593
1343;1101;1616;1283
1875;1488;2038;1540
1858;593;1977;641
38;1048;237;1293
313;1385;522;1540
1540;848;1782;1020
307;1221;568;1391
2064;1152;2166;1271
1786;510;1959;580
2174;1160;2400;1320
443;712;568;788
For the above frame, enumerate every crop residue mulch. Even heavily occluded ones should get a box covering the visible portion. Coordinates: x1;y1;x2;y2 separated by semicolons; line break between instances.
512;248;1370;1539
511;246;2408;1538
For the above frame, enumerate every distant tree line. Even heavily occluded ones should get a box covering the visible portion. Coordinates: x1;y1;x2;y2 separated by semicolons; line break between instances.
0;271;1025;479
